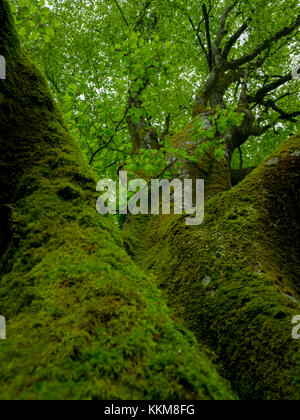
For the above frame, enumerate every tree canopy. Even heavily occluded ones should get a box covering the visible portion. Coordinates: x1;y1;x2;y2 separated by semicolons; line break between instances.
11;0;300;176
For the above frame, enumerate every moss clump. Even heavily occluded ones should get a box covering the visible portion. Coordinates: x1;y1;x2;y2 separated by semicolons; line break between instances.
0;0;234;400
125;135;300;400
57;183;81;201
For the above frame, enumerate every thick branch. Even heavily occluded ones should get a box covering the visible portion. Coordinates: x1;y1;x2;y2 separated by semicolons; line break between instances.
261;99;300;123
228;15;300;69
253;73;293;102
160;113;171;142
213;2;237;51
202;4;213;69
250;123;272;137
222;22;248;59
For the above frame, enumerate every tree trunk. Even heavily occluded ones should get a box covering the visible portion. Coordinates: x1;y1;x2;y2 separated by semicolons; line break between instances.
169;119;232;200
1;0;299;401
0;0;233;400
124;134;300;400
121;17;300;397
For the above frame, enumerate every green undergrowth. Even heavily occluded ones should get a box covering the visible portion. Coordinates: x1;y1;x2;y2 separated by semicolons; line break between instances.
124;135;300;400
0;0;235;400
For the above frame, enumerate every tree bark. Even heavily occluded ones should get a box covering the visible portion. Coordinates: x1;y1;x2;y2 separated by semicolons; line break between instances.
1;0;299;401
169;119;232;200
231;167;256;186
114;2;300;399
122;8;300;398
0;0;233;400
124;135;300;400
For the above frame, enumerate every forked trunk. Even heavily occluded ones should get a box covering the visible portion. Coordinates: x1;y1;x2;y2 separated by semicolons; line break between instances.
0;0;233;400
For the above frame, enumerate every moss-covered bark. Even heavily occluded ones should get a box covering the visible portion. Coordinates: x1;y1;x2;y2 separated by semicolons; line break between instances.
0;0;234;400
125;135;300;400
170;119;232;200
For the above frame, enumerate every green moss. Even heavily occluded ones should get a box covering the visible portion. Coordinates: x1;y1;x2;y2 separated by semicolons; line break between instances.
57;183;82;201
0;0;234;400
125;135;300;400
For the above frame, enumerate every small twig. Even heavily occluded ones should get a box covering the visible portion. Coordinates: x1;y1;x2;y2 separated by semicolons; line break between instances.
113;0;130;28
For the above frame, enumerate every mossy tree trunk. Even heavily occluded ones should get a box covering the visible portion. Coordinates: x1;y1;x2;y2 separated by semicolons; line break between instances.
1;0;299;401
121;9;300;399
124;135;300;400
0;0;234;400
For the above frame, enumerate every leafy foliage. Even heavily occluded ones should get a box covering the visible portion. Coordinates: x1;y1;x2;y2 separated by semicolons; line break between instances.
11;0;300;177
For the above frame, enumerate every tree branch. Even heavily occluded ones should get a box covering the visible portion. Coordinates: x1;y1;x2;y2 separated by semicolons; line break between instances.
134;0;152;31
160;113;171;142
89;106;130;165
238;145;243;169
250;124;272;137
262;99;300;123
213;2;237;50
113;0;129;28
202;4;213;70
228;15;300;69
222;21;248;59
102;160;119;171
188;16;210;65
253;72;293;102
